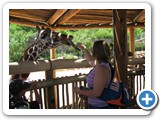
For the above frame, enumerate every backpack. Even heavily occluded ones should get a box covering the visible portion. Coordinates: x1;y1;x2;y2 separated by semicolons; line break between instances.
9;95;40;109
98;63;130;106
9;96;30;109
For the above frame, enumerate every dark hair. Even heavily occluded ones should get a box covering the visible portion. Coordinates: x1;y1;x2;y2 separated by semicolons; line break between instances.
128;51;133;56
92;40;111;63
9;79;31;95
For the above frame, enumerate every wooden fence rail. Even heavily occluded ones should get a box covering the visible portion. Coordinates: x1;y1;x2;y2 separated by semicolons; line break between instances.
127;70;145;101
9;58;144;75
36;75;86;89
9;58;145;109
29;72;145;109
30;75;87;109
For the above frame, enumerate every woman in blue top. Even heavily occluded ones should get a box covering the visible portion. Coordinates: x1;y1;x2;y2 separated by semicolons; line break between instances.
74;40;114;109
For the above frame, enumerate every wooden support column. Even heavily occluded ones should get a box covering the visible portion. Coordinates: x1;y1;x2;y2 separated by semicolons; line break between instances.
113;9;128;84
129;27;135;56
50;48;59;109
45;48;57;109
45;68;54;109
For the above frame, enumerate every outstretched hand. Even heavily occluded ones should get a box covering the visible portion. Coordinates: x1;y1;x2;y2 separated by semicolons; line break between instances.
76;42;86;50
73;86;81;94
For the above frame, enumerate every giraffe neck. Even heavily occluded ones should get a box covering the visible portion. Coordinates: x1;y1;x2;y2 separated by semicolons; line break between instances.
11;27;79;81
12;39;56;80
21;39;60;61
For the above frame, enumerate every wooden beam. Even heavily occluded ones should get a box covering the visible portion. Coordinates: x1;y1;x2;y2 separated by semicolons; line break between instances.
9;9;48;22
24;75;86;89
129;28;135;55
127;22;144;28
47;9;68;25
57;9;81;25
9;59;90;75
43;48;57;109
113;9;128;84
30;69;145;89
133;10;145;22
10;17;144;30
9;58;144;75
79;9;112;15
74;14;112;20
37;75;86;88
49;48;59;109
53;24;113;30
9;17;48;29
45;70;53;109
128;58;145;65
66;19;112;24
53;23;144;30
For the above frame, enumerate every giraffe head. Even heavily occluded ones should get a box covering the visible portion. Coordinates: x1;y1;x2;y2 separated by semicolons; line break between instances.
36;26;80;51
10;27;81;81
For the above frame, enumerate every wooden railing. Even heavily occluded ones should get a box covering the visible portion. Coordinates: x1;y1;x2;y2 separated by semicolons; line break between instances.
27;75;88;109
127;70;145;99
9;58;145;109
9;58;144;75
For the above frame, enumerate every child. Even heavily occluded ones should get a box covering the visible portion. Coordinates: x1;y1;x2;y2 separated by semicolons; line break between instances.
9;79;41;109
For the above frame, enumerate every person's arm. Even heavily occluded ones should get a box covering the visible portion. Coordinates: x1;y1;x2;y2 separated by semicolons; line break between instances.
74;66;110;97
30;81;41;104
77;42;95;66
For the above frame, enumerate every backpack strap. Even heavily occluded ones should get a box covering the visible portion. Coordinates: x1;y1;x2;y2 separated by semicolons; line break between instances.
106;93;124;106
107;63;115;88
90;62;114;89
97;63;123;102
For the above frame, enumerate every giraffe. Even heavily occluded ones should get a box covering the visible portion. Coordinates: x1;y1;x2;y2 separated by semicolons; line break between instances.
11;26;80;80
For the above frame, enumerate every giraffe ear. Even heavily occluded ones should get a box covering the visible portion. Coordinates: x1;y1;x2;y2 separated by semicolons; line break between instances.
41;26;45;30
36;26;41;32
45;28;51;32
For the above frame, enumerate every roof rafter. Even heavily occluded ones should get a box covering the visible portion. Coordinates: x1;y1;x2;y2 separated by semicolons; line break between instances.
9;17;47;28
47;9;68;25
56;9;81;25
9;9;145;30
9;16;144;30
133;10;145;22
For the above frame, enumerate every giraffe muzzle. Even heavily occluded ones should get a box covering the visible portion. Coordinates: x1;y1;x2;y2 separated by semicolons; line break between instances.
67;39;81;51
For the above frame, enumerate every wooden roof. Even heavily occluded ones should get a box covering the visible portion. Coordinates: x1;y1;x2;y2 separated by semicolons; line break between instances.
9;9;145;30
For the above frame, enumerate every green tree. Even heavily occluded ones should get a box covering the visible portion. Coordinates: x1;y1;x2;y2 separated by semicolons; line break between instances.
9;24;37;62
9;24;145;61
134;28;145;51
57;29;114;58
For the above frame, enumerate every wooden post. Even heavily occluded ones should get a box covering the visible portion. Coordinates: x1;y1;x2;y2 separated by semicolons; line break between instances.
129;28;135;56
50;48;59;109
45;48;57;109
45;70;53;109
113;9;128;84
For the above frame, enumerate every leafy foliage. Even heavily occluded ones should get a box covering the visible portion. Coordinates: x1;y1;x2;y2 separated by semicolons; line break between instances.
9;24;37;62
132;28;145;51
9;24;145;62
57;29;113;58
136;28;145;51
